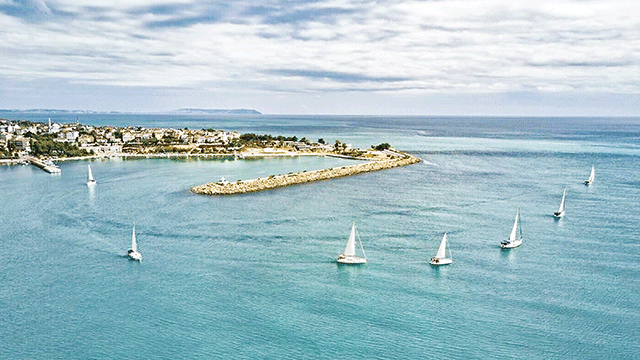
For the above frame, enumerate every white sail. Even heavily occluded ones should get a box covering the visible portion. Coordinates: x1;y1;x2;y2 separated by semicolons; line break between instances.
87;165;95;182
435;232;448;259
557;188;566;213
343;223;357;257
431;232;452;265
509;208;519;241
588;165;595;183
131;224;137;252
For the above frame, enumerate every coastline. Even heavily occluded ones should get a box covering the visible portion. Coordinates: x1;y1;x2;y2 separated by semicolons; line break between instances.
191;152;421;195
0;149;332;166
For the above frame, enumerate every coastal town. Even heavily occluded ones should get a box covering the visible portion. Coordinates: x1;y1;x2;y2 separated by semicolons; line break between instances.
1;117;243;160
0;118;405;161
0;117;420;193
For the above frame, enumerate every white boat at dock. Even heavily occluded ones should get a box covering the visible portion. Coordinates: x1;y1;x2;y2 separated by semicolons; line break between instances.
217;176;229;185
24;156;61;173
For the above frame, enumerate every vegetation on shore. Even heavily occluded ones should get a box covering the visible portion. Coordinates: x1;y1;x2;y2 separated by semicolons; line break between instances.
28;133;93;158
2;118;408;163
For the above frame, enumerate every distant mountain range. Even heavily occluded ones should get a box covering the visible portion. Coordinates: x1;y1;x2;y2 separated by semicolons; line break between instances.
0;108;262;115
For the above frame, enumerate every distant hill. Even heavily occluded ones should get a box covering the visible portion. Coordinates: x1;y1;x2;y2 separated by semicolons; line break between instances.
0;108;262;115
0;109;105;114
173;108;261;115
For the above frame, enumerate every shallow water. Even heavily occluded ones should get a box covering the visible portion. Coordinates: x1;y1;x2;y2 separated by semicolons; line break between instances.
1;114;639;359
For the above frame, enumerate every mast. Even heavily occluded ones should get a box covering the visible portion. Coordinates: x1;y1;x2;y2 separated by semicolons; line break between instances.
131;224;137;252
558;188;566;213
509;209;519;241
518;208;523;239
357;228;367;260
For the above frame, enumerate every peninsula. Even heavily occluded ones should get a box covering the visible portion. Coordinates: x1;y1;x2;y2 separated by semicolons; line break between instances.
1;118;420;193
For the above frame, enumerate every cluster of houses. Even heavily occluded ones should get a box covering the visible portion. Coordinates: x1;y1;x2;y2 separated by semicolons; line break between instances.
1;120;34;155
0;118;357;160
0;118;243;158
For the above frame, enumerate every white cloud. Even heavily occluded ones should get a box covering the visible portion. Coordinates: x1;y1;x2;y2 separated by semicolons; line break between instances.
0;0;639;113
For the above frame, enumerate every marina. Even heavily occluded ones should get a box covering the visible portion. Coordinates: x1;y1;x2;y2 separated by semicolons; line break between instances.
24;155;61;173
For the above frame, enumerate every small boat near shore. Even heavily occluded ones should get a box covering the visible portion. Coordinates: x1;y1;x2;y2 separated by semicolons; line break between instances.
553;188;566;218
337;223;367;264
501;207;523;249
127;224;142;261
585;165;595;185
217;176;229;185
430;232;452;266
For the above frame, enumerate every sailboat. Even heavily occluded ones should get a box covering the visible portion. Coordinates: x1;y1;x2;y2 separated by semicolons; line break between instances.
585;165;595;185
127;224;142;261
337;222;367;264
553;188;566;218
501;207;523;249
430;232;452;266
86;165;96;186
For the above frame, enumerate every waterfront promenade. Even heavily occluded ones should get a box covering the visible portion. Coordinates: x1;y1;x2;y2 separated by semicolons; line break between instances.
191;153;421;195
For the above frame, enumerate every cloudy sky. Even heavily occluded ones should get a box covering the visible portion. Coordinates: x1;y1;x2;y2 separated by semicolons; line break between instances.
1;0;639;115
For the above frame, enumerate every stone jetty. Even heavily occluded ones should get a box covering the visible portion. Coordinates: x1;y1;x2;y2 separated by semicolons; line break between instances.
24;156;62;173
191;153;421;195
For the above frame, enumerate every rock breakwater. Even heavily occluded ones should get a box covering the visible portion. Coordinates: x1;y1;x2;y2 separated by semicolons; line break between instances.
191;154;421;195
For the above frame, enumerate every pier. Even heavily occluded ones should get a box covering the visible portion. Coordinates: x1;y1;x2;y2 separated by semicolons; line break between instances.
24;156;62;173
191;153;421;195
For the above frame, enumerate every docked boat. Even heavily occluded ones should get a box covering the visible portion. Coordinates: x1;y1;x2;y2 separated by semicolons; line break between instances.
217;176;229;185
127;224;142;261
553;188;566;218
585;165;595;185
501;207;523;249
337;223;367;264
87;165;96;186
430;232;452;266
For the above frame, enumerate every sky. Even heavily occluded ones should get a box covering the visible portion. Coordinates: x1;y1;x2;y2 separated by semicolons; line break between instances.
0;0;639;115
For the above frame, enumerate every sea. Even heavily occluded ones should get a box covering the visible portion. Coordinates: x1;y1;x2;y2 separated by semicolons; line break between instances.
1;113;639;359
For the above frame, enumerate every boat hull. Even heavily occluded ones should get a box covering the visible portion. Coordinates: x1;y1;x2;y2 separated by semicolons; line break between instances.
501;239;523;249
553;211;564;218
430;258;452;266
87;180;96;186
337;256;366;264
128;250;142;261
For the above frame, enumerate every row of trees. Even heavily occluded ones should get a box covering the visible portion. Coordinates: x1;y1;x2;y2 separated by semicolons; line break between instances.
29;133;92;157
234;133;300;147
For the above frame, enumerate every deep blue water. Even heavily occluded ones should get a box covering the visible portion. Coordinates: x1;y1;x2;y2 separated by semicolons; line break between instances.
1;113;640;359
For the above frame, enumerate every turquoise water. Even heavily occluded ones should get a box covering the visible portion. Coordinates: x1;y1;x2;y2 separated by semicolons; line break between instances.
1;114;639;359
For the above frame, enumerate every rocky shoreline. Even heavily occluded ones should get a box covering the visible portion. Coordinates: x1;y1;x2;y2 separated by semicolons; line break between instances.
191;153;421;195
